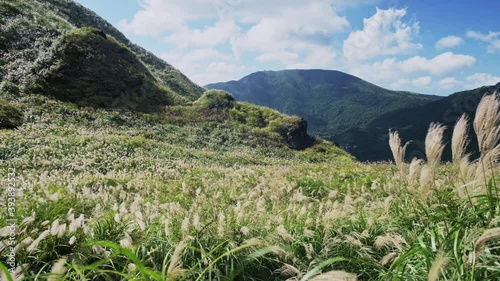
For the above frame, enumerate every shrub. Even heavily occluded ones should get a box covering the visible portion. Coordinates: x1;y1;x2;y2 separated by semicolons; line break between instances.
0;98;23;129
268;115;302;136
195;90;235;110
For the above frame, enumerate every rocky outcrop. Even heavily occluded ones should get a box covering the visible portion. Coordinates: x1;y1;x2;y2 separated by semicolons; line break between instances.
285;118;314;150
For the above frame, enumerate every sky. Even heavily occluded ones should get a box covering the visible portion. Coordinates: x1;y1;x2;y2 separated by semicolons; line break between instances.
74;0;500;96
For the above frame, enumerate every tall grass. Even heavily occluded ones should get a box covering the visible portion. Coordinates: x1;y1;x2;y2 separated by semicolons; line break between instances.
0;93;498;280
451;114;470;163
388;92;500;280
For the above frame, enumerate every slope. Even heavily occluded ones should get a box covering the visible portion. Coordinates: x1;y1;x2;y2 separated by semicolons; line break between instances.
0;0;204;111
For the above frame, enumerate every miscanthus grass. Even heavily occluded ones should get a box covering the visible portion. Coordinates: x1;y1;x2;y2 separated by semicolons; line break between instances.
0;93;498;280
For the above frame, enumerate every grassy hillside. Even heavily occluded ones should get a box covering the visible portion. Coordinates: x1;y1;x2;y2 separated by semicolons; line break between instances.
205;69;440;141
0;0;204;108
338;83;500;161
0;1;499;280
0;87;499;281
28;27;186;112
42;0;205;100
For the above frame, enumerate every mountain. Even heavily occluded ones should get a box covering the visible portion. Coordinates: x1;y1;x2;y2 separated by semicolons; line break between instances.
0;0;204;111
342;83;500;161
206;69;441;156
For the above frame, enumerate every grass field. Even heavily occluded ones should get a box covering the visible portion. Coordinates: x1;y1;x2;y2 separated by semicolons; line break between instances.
0;93;499;280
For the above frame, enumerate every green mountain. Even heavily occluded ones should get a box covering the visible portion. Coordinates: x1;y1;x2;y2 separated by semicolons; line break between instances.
0;0;204;111
206;69;441;159
342;83;500;161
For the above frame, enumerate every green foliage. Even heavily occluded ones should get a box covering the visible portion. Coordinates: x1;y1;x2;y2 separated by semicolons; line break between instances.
195;90;236;110
227;102;315;149
0;1;22;19
206;70;440;134
0;99;23;129
230;102;279;128
299;139;353;163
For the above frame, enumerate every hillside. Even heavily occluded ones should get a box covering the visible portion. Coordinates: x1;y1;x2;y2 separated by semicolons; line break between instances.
338;83;500;161
206;69;441;141
0;0;204;110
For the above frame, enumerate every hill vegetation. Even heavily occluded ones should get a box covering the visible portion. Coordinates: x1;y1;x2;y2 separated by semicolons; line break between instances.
0;98;23;129
1;87;499;281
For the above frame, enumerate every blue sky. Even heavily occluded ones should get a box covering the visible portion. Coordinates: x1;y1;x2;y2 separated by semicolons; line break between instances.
75;0;500;96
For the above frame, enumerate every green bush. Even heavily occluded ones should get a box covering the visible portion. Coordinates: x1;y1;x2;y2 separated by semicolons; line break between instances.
0;99;23;129
195;90;235;110
268;115;302;136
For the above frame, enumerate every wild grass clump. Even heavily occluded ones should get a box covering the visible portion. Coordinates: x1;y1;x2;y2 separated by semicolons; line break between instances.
452;114;470;162
388;130;408;178
474;93;500;155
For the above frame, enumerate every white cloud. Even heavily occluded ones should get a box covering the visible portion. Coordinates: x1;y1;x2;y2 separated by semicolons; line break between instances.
465;73;500;89
347;52;475;92
400;52;476;75
163;20;240;49
256;52;299;65
343;8;422;61
117;1;488;95
435;35;464;49
466;31;500;41
439;77;462;89
413;76;432;86
232;1;349;55
159;48;231;81
160;49;252;85
390;76;432;89
118;0;188;35
286;46;338;69
190;62;255;85
466;31;500;53
119;0;352;36
121;0;351;82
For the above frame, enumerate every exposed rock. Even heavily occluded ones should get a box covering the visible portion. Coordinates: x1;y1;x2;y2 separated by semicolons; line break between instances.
286;118;314;150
